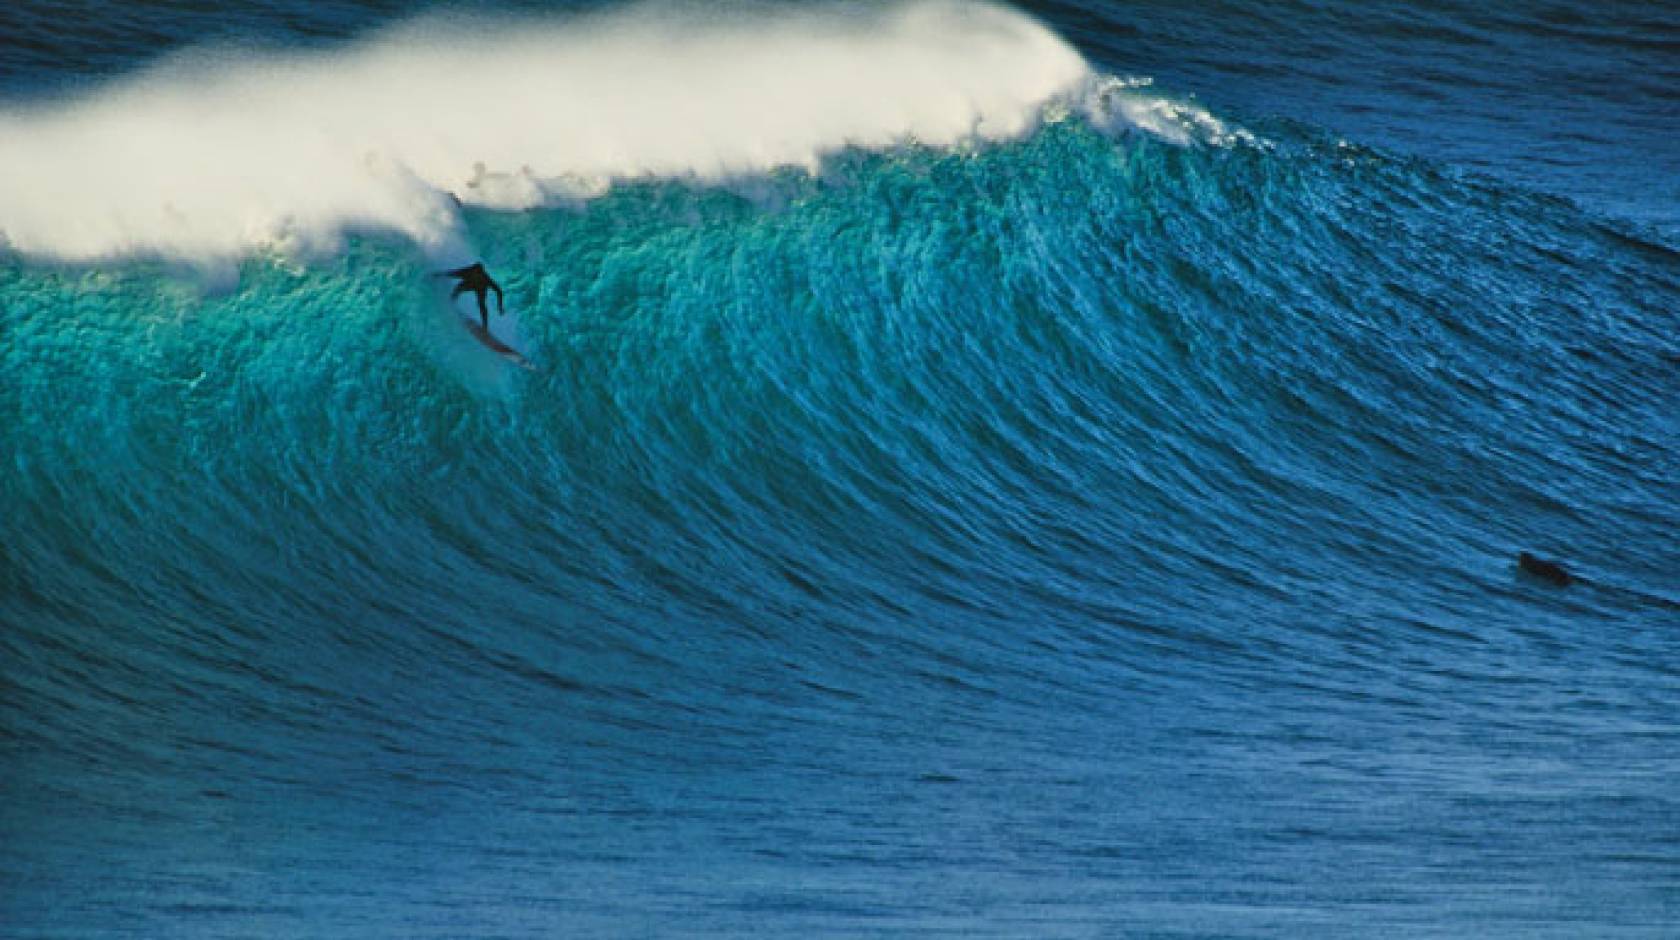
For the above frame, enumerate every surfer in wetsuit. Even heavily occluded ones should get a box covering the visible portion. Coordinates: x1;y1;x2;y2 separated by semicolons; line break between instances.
436;262;504;329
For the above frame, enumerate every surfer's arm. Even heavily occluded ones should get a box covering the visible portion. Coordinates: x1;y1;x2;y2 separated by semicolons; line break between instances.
490;280;505;313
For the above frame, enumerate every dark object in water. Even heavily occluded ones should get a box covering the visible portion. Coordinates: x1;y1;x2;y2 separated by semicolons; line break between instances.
1518;552;1572;587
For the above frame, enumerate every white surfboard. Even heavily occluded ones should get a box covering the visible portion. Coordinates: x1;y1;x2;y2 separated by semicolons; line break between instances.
461;317;535;371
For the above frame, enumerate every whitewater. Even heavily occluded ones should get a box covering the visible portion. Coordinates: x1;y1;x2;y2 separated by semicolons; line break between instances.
0;2;1105;264
3;1;1676;936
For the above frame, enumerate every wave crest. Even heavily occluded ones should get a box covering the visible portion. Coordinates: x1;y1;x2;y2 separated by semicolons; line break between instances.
0;0;1093;263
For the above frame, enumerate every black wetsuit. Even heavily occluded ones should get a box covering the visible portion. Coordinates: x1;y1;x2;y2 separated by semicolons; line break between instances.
440;262;504;329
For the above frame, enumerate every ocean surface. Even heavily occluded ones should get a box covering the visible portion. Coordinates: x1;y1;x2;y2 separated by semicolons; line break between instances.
2;1;1677;935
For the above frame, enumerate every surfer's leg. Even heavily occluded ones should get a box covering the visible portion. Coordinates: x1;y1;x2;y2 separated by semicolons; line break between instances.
476;291;489;329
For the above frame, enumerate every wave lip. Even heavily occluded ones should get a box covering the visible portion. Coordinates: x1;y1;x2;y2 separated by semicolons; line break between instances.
0;0;1092;264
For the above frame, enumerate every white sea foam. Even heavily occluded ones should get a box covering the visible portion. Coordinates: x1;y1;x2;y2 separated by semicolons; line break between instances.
0;0;1094;264
1076;75;1261;149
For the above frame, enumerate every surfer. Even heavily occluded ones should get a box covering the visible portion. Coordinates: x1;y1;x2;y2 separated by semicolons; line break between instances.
436;262;504;329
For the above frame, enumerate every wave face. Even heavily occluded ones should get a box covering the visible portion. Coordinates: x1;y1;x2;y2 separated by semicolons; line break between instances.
3;2;1679;936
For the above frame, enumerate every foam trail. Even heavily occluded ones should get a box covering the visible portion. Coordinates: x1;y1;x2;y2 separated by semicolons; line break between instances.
0;0;1091;264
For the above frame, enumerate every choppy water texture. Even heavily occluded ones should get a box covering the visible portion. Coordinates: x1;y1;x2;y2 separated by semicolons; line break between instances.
3;1;1677;936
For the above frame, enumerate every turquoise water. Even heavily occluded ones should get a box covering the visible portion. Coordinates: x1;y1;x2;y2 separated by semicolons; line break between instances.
3;2;1677;935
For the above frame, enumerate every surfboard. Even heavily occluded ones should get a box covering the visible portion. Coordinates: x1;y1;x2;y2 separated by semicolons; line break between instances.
462;318;535;371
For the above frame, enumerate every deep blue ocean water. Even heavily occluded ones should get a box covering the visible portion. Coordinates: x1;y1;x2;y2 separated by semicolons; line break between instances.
2;1;1677;936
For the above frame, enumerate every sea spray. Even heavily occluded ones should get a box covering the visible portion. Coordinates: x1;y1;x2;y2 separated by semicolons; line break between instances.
0;1;1092;264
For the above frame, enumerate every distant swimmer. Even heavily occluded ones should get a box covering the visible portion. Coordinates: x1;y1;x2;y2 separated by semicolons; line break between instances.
1518;551;1572;587
436;262;504;330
